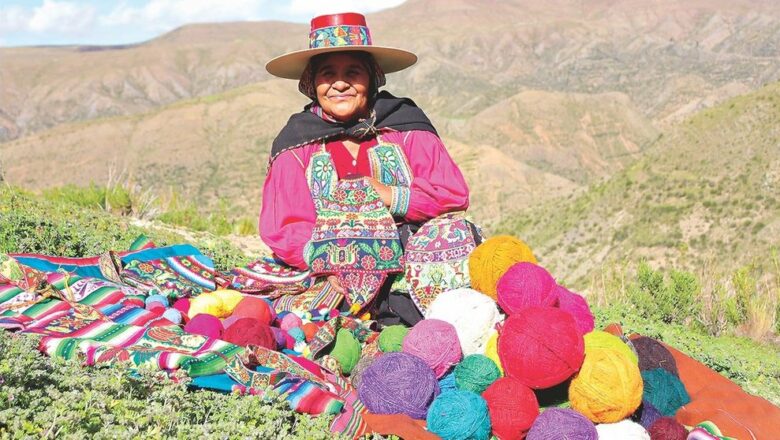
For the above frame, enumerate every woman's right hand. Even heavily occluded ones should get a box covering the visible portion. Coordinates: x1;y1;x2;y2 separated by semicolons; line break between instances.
327;275;347;295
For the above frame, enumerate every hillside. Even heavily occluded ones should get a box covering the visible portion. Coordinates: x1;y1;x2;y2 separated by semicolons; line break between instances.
496;81;780;286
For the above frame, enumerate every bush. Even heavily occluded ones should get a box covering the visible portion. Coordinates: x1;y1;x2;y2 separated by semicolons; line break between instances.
627;262;700;324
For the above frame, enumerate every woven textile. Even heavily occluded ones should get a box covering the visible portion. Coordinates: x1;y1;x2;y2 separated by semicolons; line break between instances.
228;255;314;296
272;278;344;314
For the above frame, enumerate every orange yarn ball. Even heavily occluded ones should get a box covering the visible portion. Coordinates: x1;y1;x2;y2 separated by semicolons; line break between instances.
569;348;643;423
469;235;537;300
302;322;319;342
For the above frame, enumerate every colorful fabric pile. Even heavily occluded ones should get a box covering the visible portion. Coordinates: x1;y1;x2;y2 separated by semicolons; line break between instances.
1;234;777;439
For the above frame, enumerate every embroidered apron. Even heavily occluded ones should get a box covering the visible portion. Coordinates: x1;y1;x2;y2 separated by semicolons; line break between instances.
304;135;409;312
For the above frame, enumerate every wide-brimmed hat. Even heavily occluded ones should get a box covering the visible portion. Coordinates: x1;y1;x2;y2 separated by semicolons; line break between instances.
265;12;417;80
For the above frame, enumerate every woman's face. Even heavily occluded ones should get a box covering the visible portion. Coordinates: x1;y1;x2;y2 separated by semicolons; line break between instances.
314;53;371;122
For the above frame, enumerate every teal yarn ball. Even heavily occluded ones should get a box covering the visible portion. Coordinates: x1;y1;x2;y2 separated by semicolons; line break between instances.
288;327;306;343
439;371;458;393
454;354;501;394
427;390;491;440
641;368;691;417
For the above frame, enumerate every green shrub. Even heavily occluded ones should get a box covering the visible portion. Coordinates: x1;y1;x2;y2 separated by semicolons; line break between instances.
627;262;700;324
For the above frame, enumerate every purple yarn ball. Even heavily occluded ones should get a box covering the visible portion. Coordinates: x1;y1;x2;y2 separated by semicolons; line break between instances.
637;400;663;430
402;319;462;378
358;352;440;419
526;408;597;440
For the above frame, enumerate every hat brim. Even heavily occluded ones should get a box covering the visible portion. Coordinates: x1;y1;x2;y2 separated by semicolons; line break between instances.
265;45;418;80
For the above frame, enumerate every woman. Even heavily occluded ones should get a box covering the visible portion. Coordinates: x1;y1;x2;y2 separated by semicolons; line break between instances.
261;13;471;325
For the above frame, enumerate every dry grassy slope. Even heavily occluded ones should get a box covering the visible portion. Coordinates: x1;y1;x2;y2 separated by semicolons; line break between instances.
496;81;780;287
2;0;780;141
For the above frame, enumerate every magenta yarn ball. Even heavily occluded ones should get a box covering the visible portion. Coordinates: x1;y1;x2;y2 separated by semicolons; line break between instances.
496;262;557;315
184;313;224;339
498;306;584;389
402;319;463;378
280;313;303;331
358;352;440;419
173;298;191;317
555;286;595;336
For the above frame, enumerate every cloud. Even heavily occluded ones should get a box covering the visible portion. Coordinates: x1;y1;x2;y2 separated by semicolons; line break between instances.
101;0;268;33
0;0;96;34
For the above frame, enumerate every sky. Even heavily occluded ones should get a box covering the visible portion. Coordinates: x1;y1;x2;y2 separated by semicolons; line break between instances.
0;0;407;47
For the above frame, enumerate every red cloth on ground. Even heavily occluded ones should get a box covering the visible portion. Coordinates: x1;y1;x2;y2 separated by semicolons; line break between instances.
362;413;439;440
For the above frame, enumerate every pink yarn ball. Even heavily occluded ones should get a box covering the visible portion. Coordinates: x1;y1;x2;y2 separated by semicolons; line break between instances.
555;286;595;336
497;262;557;315
280;313;303;331
402;319;462;378
232;297;275;325
184;313;224;339
173;298;190;315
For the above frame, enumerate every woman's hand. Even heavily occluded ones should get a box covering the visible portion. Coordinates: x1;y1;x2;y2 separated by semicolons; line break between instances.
327;275;347;295
366;177;393;208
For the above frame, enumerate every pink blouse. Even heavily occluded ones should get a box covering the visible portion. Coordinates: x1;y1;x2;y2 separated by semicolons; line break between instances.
259;130;470;270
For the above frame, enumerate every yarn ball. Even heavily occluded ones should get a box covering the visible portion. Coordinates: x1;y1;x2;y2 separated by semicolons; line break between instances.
483;329;503;375
496;262;557;315
232;297;275;325
583;330;639;364
402;319;462;378
632;336;680;377
188;293;228;319
438;371;458;393
147;302;166;315
454;354;500;394
636;400;663;430
498;306;584;389
184;313;224;339
302;322;319;342
172;298;190;316
378;325;409;353
595;420;650;440
426;390;491;440
482;377;539;440
330;328;361;375
211;289;244;314
425;288;502;355
280;313;303;331
555;286;594;336
350;352;381;388
145;294;169;308
641;368;691;417
358;352;439;419
288;326;306;343
468;235;537;300
162;308;182;324
221;315;242;329
222;317;275;348
270;327;287;349
569;348;643;423
648;417;688;440
526;408;597;440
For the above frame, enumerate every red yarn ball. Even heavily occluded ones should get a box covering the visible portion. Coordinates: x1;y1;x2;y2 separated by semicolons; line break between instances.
302;322;319;342
649;417;688;440
496;262;557;315
222;317;276;348
232;297;274;325
184;313;223;339
482;376;540;440
498;306;584;389
555;286;595;336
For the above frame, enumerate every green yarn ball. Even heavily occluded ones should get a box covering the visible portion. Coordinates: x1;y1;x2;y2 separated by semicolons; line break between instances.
641;368;691;417
583;330;638;364
455;354;501;394
330;329;361;375
378;325;409;353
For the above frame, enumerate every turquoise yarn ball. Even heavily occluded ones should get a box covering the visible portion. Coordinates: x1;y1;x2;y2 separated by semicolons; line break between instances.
454;354;501;394
427;390;491;440
288;327;306;343
438;371;458;393
641;368;691;417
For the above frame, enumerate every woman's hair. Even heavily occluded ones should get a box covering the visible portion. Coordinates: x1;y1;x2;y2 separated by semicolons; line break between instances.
298;50;386;101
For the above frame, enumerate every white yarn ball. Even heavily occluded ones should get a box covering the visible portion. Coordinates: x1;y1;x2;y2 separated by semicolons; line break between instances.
596;420;651;440
425;287;503;355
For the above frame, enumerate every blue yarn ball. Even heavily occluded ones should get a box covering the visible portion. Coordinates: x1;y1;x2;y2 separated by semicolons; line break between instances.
288;327;306;343
162;308;182;324
641;368;691;417
146;294;169;307
438;371;458;393
426;390;491;440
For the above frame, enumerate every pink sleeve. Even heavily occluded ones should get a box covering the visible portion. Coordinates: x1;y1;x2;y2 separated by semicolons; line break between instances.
397;130;470;223
259;150;316;270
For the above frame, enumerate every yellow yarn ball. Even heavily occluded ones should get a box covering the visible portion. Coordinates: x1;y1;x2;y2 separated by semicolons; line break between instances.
188;292;228;319
469;235;537;300
483;329;504;375
212;289;244;315
583;331;638;364
569;348;643;423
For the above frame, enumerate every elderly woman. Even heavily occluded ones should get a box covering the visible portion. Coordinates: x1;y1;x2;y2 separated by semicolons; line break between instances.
261;13;470;325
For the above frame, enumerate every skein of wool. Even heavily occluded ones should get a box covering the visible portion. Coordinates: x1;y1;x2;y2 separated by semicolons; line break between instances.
438;371;458;393
483;329;503;375
496;262;557;315
188;293;228;319
454;354;501;393
329;328;361;375
632;336;680;377
358;352;439;419
350;352;381;388
232;296;275;325
402;319;462;378
498;306;584;389
211;289;244;315
378;325;409;353
583;330;639;364
526;408;597;440
482;376;539;440
221;317;275;349
555;286;595;336
596;420;651;440
426;288;502;355
184;313;224;339
635;400;663;430
468;235;537;300
649;417;689;440
426;390;491;440
569;348;643;423
641;368;691;417
162;308;182;324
